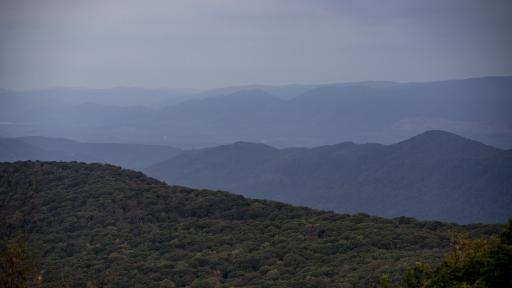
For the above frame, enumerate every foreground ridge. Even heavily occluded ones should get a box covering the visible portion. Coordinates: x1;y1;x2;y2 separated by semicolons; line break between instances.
0;161;502;287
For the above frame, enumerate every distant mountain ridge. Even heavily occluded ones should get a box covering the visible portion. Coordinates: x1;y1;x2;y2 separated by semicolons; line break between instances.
2;131;510;223
146;130;512;224
0;136;181;169
1;76;511;148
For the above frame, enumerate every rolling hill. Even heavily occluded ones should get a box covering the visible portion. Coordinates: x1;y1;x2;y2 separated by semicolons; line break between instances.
146;130;512;224
0;136;181;169
0;161;502;287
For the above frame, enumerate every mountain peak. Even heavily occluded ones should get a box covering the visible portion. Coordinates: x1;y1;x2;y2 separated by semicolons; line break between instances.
406;130;495;147
393;130;501;158
408;130;470;143
220;89;281;102
415;129;461;138
217;141;277;152
228;88;271;96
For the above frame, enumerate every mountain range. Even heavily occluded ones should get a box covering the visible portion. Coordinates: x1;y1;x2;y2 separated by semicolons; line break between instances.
1;76;511;148
1;130;510;224
0;136;181;169
145;130;512;224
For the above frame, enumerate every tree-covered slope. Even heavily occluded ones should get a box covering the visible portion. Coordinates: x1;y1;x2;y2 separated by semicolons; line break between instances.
377;221;512;288
0;161;502;287
146;130;512;224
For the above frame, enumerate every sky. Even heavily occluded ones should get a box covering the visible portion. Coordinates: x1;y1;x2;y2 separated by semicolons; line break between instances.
0;0;511;90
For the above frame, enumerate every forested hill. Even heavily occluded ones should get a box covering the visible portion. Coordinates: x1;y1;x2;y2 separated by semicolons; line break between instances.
145;130;512;224
0;161;502;287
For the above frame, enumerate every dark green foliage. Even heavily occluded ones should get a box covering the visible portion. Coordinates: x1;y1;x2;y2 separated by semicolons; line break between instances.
0;237;39;288
0;161;503;287
160;279;177;288
378;220;512;288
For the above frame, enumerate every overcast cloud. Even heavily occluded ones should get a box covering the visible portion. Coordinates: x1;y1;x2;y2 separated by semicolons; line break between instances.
0;0;511;90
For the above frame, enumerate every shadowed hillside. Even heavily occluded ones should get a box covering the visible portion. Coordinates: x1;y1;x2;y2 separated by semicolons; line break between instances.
146;131;512;224
0;161;502;287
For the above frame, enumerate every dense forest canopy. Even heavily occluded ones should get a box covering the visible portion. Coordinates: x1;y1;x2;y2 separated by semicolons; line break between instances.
0;161;504;287
378;220;512;287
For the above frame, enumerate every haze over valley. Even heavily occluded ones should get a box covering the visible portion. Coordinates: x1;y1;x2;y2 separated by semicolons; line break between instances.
1;76;512;149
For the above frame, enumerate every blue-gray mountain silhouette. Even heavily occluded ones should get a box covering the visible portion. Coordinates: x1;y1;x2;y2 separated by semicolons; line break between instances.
146;131;512;224
1;76;511;148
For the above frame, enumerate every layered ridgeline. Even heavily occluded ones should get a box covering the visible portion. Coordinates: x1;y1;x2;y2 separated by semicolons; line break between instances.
0;136;181;170
146;130;512;224
0;162;502;287
2;131;510;224
2;76;512;148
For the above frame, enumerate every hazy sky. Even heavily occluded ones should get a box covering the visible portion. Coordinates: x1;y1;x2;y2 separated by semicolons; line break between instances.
0;0;511;90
